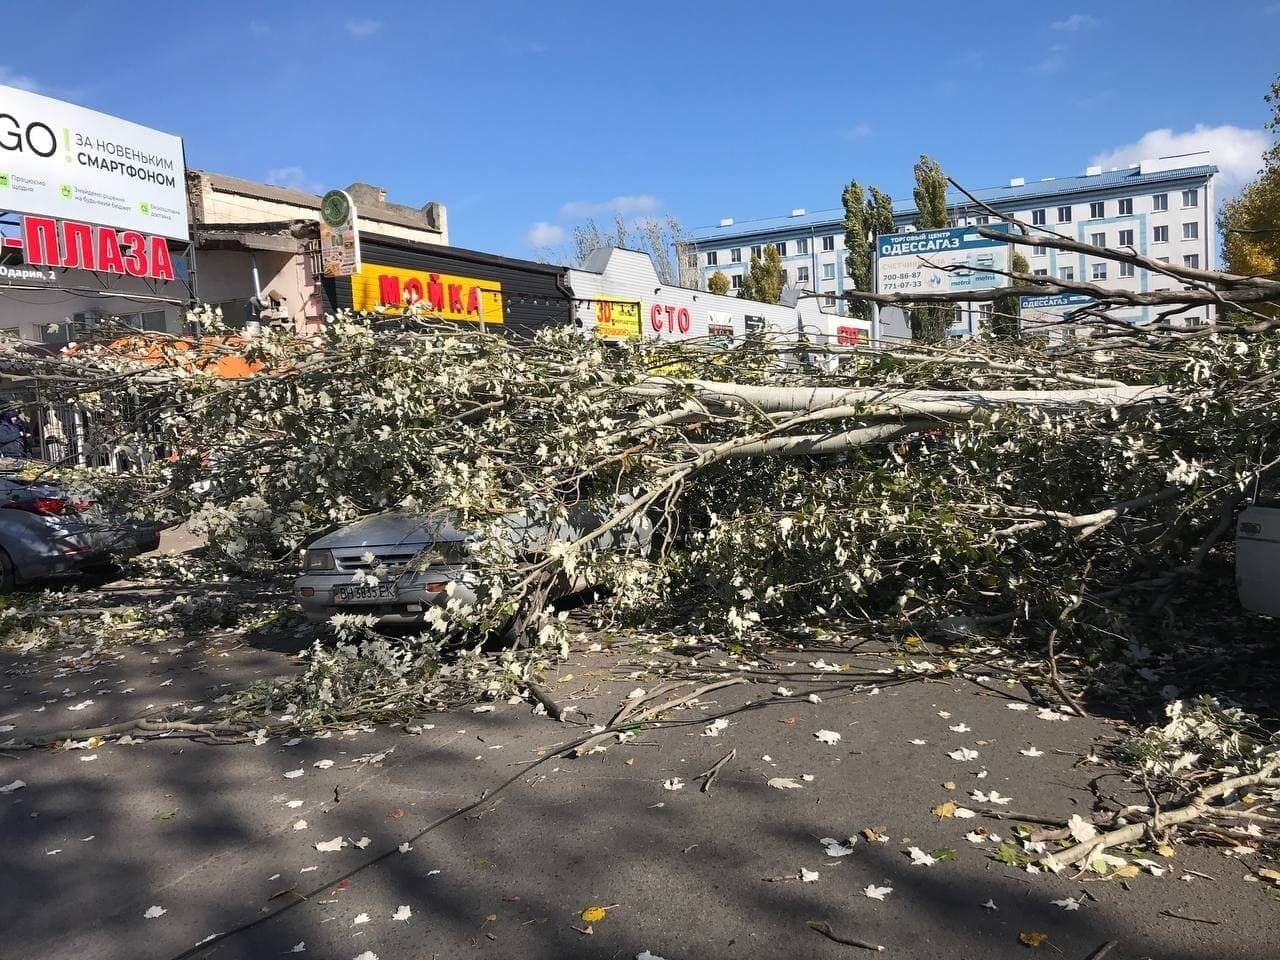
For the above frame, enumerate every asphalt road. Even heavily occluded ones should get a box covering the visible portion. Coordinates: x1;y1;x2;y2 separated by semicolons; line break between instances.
1;624;1276;960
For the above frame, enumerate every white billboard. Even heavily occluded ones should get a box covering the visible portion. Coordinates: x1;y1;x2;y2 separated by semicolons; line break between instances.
876;226;1009;296
0;85;188;240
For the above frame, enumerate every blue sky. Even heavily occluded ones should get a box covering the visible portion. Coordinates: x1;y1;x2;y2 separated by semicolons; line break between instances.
3;1;1276;257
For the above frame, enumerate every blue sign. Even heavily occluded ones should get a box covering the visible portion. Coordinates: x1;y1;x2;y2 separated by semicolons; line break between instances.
876;225;1011;296
1018;293;1094;311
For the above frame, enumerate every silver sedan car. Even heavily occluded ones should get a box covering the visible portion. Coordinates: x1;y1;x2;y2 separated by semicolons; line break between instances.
294;504;651;626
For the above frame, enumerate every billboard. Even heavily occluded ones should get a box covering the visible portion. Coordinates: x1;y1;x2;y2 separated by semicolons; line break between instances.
350;262;503;325
876;226;1009;296
592;297;641;340
1018;293;1094;312
0;85;188;240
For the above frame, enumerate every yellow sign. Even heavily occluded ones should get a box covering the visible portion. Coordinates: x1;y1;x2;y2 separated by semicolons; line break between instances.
592;297;641;340
349;263;503;325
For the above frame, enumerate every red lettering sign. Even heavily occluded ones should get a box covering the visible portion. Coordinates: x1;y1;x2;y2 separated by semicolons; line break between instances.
649;303;693;335
836;325;862;346
17;216;176;281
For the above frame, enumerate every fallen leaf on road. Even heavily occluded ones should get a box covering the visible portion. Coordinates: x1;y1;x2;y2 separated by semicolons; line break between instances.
627;688;646;699
0;779;26;794
863;884;893;900
292;820;308;830
1018;931;1048;948
67;700;94;711
954;807;977;819
352;913;370;925
983;899;998;910
932;801;958;818
768;777;804;790
942;780;956;790
862;828;888;843
909;738;928;745
283;769;304;779
1036;708;1069;722
398;842;412;853
1067;814;1097;842
814;730;841;745
1112;864;1141;879
948;748;979;761
1020;747;1044;757
392;904;412;920
580;905;607;923
1051;897;1081;911
472;705;496;713
1007;703;1030;711
701;718;729;737
807;694;822;704
966;831;989;843
286;800;303;808
949;723;971;733
637;952;668;960
820;837;857;857
353;952;378;960
315;837;345;852
388;809;403;819
800;868;819;882
907;847;937;866
143;906;166;919
313;759;334;770
972;789;1012;805
354;837;371;849
775;686;793;696
662;778;684;791
290;943;305;953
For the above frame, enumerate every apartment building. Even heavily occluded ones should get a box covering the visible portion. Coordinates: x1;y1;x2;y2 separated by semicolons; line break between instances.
687;154;1218;332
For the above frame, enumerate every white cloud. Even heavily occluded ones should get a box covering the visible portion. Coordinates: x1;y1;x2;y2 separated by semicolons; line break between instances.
839;123;873;142
526;221;565;248
1052;13;1099;30
345;18;383;37
1090;124;1267;191
266;166;323;194
1029;44;1067;75
0;65;41;92
560;195;660;219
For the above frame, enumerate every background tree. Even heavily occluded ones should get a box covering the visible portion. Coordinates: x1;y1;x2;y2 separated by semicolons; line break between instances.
739;244;784;304
991;251;1030;338
910;154;955;342
570;214;690;285
1220;71;1280;310
707;270;730;295
843;181;897;320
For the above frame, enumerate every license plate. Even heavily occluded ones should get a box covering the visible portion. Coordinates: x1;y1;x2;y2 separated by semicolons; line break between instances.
335;582;398;603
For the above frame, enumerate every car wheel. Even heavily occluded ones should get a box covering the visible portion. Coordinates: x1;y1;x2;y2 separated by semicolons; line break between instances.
0;547;15;594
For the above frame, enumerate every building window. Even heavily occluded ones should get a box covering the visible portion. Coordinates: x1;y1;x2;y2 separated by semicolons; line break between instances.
823;294;836;307
751;245;762;259
797;266;810;283
1057;206;1073;223
1184;254;1200;268
1119;262;1135;278
1090;232;1106;247
1033;268;1049;276
797;238;809;254
1153;193;1168;211
731;248;742;263
1091;263;1107;281
1182;189;1199;208
776;241;787;257
1060;266;1075;281
731;274;742;290
1157;257;1170;264
1032;244;1047;256
821;235;835;251
975;215;990;225
780;269;789;285
1183;221;1199;240
1153;225;1169;243
38;323;70;344
706;251;718;266
137;311;167;332
1032;209;1047;226
822;263;835;280
1118;198;1133;215
1089;201;1104;219
1118;228;1134;247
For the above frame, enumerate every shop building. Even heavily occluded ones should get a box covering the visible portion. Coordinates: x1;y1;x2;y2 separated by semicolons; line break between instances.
688;155;1218;332
566;246;867;349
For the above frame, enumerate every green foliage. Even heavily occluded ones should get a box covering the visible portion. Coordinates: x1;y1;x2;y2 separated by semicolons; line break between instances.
842;182;897;321
911;155;956;342
708;270;731;295
740;244;784;304
992;252;1030;338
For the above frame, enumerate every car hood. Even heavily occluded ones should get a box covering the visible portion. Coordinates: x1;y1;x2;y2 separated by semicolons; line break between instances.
310;511;470;550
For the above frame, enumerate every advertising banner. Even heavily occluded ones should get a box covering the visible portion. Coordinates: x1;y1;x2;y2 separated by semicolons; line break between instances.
876;226;1008;296
592;297;641;340
350;262;503;325
319;190;361;278
0;84;188;240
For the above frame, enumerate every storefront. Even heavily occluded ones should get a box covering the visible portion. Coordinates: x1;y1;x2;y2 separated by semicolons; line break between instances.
324;236;572;339
565;247;870;350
